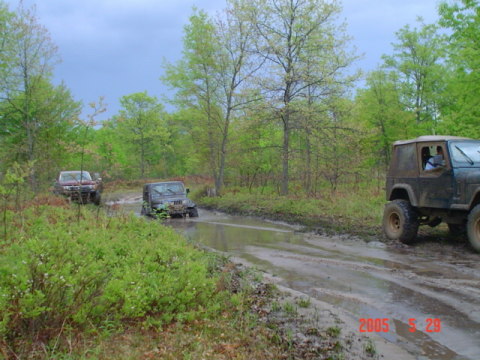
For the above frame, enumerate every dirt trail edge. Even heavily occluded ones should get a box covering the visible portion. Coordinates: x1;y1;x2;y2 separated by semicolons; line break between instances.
230;256;415;360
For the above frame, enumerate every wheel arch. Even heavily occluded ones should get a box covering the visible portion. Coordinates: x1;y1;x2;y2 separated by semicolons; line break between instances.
469;189;480;211
388;184;418;207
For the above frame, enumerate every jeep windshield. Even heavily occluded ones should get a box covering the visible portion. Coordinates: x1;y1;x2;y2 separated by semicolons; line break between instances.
449;141;480;167
151;183;185;197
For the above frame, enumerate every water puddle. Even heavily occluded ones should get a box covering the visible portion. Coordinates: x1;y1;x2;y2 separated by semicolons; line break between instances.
108;196;480;360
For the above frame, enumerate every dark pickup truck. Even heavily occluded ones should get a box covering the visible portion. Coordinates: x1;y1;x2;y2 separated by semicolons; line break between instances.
53;170;103;205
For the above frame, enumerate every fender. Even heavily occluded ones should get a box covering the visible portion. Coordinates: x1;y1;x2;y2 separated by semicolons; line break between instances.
389;184;419;207
467;187;480;210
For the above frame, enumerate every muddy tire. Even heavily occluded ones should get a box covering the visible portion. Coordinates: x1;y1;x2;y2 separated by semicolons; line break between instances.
93;192;101;206
467;205;480;252
383;200;419;244
189;208;199;218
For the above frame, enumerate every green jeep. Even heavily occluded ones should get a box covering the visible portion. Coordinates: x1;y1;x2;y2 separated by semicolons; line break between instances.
383;135;480;252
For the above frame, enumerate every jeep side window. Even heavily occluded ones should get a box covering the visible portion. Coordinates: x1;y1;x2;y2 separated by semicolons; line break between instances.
423;145;445;171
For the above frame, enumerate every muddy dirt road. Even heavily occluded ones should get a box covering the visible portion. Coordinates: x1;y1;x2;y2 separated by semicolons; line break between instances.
111;195;480;359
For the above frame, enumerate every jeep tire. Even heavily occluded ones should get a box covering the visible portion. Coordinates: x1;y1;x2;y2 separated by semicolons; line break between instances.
467;205;480;252
383;200;419;244
189;208;199;218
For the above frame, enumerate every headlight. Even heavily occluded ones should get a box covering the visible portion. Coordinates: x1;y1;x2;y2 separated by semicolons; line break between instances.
183;199;188;205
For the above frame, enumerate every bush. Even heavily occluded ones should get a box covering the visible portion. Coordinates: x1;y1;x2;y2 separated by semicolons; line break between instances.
0;205;222;348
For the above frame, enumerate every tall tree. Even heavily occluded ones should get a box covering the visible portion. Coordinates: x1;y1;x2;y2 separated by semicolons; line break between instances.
355;70;413;170
242;0;357;194
212;0;261;193
116;92;169;179
439;0;480;137
382;19;446;130
0;3;14;90
163;4;259;194
0;1;60;190
163;9;221;186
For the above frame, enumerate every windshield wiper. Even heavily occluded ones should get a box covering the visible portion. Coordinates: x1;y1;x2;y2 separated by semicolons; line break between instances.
455;145;474;165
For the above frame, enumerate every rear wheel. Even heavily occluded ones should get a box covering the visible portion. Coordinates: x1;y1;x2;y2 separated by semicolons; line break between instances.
383;200;419;244
467;205;480;252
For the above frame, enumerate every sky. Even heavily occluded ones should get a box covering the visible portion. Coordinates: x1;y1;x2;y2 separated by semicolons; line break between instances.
5;0;442;120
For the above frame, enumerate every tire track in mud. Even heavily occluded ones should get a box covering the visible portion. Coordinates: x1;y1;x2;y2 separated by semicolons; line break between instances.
240;240;480;360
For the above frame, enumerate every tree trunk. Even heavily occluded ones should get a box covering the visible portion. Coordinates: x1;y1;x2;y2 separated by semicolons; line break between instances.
281;116;289;195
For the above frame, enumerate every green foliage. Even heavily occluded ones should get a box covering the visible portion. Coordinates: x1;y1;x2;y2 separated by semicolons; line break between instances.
326;326;341;338
382;19;446;128
114;92;170;179
363;338;377;356
0;205;226;347
0;2;82;191
438;0;480;138
297;297;311;308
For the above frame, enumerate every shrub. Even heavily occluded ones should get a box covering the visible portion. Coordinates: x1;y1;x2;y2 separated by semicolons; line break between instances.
0;206;223;349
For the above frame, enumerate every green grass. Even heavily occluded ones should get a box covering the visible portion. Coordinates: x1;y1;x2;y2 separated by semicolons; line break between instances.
326;326;342;338
297;297;311;308
364;338;377;356
195;183;385;239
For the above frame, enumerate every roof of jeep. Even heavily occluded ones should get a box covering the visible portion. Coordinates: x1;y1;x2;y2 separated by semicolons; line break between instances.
393;135;472;146
145;181;184;185
143;181;185;189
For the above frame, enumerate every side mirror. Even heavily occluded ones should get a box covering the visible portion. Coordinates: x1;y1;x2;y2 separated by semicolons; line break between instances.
186;188;190;194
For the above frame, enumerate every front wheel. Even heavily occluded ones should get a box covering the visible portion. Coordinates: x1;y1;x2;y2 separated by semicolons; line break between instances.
467;205;480;252
383;200;419;244
93;192;101;206
189;208;199;218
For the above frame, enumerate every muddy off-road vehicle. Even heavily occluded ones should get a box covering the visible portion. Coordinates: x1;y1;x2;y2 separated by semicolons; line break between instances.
383;136;480;252
53;170;103;205
141;181;198;218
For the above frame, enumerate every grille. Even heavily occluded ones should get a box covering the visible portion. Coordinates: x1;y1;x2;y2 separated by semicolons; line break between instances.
173;200;183;205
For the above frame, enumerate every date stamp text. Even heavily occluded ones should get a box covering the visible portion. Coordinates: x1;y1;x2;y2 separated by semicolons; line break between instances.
359;318;441;333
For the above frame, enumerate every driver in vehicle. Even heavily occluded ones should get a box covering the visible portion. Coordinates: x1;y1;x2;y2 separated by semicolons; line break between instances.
425;146;444;170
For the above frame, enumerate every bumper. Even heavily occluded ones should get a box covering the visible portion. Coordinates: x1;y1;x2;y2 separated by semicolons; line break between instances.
61;189;97;202
160;204;188;215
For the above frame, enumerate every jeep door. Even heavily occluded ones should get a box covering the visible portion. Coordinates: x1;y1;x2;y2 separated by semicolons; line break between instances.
417;143;454;208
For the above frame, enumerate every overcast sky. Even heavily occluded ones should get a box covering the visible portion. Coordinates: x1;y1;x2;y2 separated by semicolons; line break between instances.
5;0;441;120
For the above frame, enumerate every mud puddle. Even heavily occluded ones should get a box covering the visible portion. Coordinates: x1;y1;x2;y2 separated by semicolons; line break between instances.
107;195;480;359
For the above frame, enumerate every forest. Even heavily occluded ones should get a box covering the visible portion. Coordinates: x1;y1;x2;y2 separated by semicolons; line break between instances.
2;1;480;357
1;0;480;196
